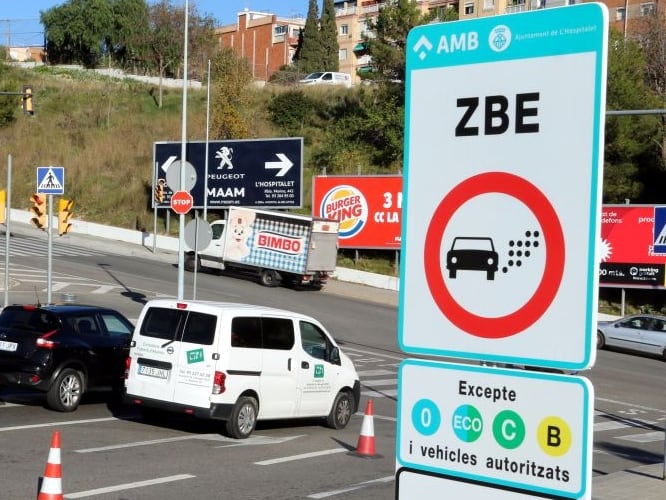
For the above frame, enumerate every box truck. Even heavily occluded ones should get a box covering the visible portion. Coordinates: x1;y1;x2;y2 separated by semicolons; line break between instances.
184;208;339;288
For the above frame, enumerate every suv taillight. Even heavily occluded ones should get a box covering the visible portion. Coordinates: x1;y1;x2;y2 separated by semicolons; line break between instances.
124;356;132;379
212;371;226;395
35;330;58;349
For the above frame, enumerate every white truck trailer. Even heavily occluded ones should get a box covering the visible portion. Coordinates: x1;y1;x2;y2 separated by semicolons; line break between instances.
184;207;339;288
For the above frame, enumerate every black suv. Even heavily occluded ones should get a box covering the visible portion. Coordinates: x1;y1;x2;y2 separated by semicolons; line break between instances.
0;304;134;412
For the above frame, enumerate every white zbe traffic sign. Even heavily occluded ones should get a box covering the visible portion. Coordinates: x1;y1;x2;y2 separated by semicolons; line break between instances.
399;4;608;371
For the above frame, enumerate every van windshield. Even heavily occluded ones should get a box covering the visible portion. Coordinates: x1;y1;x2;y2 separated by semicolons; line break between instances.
304;72;324;79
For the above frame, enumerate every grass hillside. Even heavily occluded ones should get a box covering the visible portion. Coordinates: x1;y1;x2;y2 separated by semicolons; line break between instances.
3;65;273;230
2;64;399;276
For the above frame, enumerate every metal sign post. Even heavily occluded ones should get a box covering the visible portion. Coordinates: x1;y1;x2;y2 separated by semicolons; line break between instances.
36;166;65;304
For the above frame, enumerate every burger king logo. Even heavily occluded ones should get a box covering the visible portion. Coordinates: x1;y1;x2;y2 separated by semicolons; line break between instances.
320;185;368;239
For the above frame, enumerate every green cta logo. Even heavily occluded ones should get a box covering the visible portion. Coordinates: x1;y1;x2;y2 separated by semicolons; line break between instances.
314;364;324;378
187;348;204;364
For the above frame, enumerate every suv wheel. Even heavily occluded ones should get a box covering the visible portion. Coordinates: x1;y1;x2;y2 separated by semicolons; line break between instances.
47;368;84;412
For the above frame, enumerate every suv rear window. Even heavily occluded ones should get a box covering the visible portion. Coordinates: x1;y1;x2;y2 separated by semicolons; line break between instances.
0;307;60;333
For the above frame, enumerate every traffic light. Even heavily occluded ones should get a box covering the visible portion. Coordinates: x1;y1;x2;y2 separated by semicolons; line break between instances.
30;194;46;229
22;85;34;115
58;198;74;235
0;190;5;225
154;180;165;204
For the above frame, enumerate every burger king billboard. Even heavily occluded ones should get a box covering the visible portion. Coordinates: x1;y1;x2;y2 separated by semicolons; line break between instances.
312;175;402;249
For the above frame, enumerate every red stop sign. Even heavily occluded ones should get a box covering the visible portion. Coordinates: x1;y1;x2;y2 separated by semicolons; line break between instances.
170;190;193;215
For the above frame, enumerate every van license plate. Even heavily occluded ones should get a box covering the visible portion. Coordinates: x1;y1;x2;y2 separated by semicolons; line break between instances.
138;365;169;379
0;340;17;352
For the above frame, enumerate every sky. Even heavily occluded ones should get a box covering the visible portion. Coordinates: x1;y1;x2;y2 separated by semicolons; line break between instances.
1;0;313;47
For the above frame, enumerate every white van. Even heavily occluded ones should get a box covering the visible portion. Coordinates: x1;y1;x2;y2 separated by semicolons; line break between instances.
124;299;360;438
298;71;352;88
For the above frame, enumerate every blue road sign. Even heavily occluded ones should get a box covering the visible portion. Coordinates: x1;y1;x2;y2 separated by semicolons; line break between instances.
652;206;666;253
153;138;303;209
37;166;65;195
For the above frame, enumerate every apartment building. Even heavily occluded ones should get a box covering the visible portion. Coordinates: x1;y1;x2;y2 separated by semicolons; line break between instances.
217;9;305;82
218;0;662;85
462;0;661;35
217;1;456;85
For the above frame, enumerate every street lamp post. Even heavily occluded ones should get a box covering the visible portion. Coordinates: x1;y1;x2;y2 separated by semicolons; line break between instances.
178;0;189;300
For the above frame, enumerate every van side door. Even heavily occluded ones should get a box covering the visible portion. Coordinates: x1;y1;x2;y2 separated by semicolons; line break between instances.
295;320;339;416
258;317;299;418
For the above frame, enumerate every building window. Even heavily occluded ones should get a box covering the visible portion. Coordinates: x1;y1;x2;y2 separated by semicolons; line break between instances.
465;2;475;14
339;48;347;61
615;7;626;21
640;2;655;15
340;24;349;36
274;25;287;36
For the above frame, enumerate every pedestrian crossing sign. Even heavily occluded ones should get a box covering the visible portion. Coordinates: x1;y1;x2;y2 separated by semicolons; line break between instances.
37;166;65;195
653;206;666;254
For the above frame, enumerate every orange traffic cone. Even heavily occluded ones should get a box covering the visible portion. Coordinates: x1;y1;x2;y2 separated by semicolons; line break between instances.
38;431;63;500
352;399;381;458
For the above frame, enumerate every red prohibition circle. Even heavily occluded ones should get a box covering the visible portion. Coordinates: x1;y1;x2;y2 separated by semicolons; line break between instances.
424;171;565;339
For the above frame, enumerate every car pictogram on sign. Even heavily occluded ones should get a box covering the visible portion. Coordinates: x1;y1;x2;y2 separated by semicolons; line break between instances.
446;236;498;280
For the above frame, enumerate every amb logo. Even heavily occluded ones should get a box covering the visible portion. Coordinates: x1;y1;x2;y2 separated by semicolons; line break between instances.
320;185;368;239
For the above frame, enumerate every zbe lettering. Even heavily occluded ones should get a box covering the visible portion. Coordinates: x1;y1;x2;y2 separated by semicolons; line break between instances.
455;93;540;136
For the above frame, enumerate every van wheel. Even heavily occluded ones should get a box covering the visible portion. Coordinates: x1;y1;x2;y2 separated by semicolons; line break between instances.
327;391;352;429
47;368;84;412
226;396;258;439
184;254;201;272
260;269;280;287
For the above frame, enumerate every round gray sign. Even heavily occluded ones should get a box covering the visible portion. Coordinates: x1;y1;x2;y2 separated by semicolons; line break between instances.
184;217;213;251
166;160;197;192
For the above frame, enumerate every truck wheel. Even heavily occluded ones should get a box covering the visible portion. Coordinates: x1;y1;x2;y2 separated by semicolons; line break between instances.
226;396;258;439
326;391;352;429
46;368;84;412
184;254;201;272
260;269;280;287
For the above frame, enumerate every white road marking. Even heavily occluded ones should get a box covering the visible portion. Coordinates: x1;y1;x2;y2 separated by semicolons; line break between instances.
255;448;347;465
356;369;395;377
361;378;396;387
362;389;398;398
0;417;116;432
307;475;394;498
64;474;195;498
595;421;632;432
617;431;664;443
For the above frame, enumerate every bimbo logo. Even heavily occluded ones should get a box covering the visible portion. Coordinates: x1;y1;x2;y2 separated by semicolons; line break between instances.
320;185;368;239
257;231;304;255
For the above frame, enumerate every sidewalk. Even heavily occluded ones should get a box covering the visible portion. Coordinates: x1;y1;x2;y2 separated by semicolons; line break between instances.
592;463;666;499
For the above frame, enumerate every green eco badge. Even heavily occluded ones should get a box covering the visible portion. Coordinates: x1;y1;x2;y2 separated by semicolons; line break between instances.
187;348;204;364
314;364;324;378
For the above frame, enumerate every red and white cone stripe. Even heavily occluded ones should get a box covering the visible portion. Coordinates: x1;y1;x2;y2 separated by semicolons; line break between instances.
38;431;63;500
355;399;377;456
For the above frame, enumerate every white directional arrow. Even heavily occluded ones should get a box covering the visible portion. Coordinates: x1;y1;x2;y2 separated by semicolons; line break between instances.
160;155;178;173
264;153;293;177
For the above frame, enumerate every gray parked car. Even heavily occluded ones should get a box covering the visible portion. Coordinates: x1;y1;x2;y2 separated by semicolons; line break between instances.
597;314;666;360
